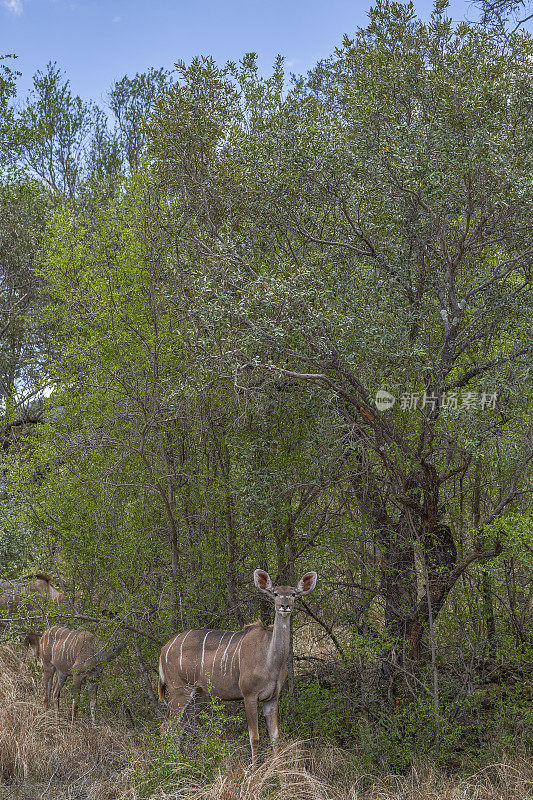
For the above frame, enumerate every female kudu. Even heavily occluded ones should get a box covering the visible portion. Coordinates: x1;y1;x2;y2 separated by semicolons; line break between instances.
158;569;317;769
39;625;122;723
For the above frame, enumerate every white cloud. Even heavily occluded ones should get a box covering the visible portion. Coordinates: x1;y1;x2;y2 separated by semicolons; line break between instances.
2;0;23;14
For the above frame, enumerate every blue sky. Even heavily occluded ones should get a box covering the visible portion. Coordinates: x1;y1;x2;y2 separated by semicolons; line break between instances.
2;0;470;105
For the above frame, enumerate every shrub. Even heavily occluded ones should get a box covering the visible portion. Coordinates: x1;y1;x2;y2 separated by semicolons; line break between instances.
131;690;242;797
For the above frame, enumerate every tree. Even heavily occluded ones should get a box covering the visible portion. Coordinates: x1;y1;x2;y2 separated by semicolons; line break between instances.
0;58;52;446
16;63;173;203
0;179;50;422
1;62;173;445
17;62;100;200
3;6;531;762
472;0;532;30
109;68;171;173
148;2;532;684
0;54;19;166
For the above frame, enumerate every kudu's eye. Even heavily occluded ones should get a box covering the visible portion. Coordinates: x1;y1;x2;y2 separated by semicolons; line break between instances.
291;593;296;597
273;592;278;597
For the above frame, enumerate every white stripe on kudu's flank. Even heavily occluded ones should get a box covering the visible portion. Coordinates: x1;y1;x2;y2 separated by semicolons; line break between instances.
221;632;238;674
230;637;244;674
165;633;180;665
179;630;193;672
64;631;74;659
200;631;211;673
211;633;225;673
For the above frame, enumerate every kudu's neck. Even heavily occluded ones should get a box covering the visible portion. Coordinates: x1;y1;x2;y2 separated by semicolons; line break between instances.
48;584;62;601
266;611;291;671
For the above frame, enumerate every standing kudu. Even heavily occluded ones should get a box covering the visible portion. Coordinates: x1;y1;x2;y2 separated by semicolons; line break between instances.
158;569;317;769
39;625;123;723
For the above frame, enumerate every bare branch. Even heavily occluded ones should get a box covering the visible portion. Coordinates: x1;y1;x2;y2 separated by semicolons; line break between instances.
300;599;348;662
444;348;531;392
464;249;533;301
481;440;533;525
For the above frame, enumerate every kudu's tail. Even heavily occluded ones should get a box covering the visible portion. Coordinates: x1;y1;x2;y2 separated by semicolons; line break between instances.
158;659;166;702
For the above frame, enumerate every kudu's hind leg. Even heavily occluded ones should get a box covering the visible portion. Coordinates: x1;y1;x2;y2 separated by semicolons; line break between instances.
244;695;260;770
182;691;198;734
262;698;280;754
42;664;56;710
71;672;84;723
53;672;67;717
166;686;198;736
88;681;97;725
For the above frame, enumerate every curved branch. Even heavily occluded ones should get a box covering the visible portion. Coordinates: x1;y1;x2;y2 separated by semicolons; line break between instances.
300;599;348;663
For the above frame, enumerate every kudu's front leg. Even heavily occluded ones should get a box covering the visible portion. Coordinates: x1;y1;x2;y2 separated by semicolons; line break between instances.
243;695;260;770
53;672;67;717
71;673;84;723
42;664;55;711
262;698;280;754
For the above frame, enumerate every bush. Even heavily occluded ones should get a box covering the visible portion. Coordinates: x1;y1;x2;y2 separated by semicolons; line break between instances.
131;691;242;797
0;525;30;579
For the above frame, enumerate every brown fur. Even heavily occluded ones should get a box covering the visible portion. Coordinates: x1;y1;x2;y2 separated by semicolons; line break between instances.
24;632;41;660
55;589;83;607
242;620;270;630
0;577;82;627
0;576;60;617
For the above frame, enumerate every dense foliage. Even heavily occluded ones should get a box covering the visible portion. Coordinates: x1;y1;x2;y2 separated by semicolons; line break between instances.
0;0;531;777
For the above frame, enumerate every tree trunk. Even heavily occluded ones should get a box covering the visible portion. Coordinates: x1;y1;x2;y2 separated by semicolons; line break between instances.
224;491;244;625
473;464;496;658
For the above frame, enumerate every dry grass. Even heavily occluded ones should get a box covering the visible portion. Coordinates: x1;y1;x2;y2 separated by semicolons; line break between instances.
343;758;533;800
0;642;139;799
125;744;533;800
0;643;531;800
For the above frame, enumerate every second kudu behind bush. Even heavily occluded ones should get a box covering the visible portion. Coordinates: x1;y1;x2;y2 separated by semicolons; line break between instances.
0;574;82;621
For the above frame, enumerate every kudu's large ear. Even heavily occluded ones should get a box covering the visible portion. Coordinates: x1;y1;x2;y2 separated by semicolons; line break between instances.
254;569;274;596
295;571;317;596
